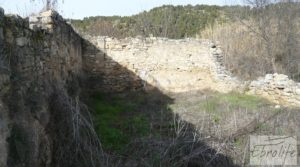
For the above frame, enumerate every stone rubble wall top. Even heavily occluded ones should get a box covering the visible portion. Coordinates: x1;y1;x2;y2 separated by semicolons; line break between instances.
248;73;300;107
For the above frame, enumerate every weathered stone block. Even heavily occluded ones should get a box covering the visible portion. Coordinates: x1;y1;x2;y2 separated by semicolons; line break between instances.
29;16;40;23
282;92;291;96
40;10;57;17
283;88;292;93
41;16;53;24
264;74;273;82
273;73;289;81
16;37;29;47
275;80;288;89
250;80;264;87
46;24;53;30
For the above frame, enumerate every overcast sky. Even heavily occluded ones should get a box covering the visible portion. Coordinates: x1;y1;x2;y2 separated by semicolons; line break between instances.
0;0;242;19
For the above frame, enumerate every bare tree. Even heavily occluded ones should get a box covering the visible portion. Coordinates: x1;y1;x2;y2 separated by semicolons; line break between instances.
247;0;299;76
30;0;62;10
205;0;300;80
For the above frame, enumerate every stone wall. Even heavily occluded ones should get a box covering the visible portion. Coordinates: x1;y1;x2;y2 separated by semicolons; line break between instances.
0;8;9;167
82;36;144;92
0;7;8;89
82;35;240;93
248;73;300;107
0;8;87;166
82;34;300;107
0;10;82;88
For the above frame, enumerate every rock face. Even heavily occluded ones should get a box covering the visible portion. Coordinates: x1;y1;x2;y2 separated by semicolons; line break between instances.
82;35;240;93
248;73;300;106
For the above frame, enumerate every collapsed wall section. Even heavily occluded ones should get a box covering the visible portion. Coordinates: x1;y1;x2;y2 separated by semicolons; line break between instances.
248;73;300;107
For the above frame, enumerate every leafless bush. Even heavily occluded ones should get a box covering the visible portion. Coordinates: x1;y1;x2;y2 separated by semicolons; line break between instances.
117;113;236;167
49;89;107;167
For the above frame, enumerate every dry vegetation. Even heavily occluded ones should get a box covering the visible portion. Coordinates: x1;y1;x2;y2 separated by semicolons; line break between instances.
202;1;300;81
169;91;300;166
84;90;299;166
85;91;241;167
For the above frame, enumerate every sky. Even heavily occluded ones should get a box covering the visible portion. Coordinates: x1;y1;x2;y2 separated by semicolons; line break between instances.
0;0;242;19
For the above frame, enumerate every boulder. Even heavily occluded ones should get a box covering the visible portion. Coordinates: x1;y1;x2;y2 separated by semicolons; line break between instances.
273;73;289;81
41;16;53;24
264;74;273;82
274;80;289;89
29;16;40;23
271;74;289;89
250;79;264;88
40;10;57;17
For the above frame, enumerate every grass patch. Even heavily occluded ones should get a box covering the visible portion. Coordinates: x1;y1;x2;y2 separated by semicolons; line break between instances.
200;92;266;113
90;93;150;153
219;92;264;109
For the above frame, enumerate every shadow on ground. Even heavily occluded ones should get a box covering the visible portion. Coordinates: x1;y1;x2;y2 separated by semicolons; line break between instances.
80;39;240;167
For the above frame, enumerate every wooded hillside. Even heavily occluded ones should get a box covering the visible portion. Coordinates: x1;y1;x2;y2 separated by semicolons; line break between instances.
71;5;248;39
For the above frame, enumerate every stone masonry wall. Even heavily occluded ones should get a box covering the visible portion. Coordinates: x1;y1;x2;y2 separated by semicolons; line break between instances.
0;9;84;166
0;7;9;167
82;34;300;107
82;35;240;93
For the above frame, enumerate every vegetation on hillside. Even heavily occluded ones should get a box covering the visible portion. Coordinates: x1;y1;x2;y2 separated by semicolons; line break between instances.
71;5;239;39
